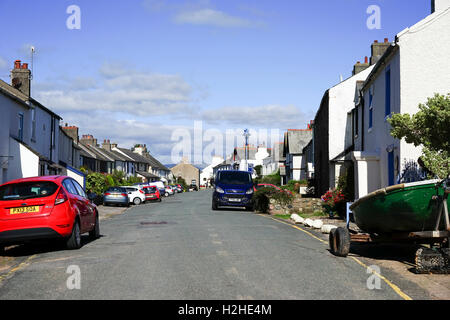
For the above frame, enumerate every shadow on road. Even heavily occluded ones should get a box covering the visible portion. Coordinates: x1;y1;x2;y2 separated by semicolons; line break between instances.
0;235;105;258
348;242;422;271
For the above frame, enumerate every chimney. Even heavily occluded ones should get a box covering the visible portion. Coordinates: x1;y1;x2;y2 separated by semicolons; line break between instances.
62;126;79;143
11;60;31;96
111;143;118;149
352;56;370;75
432;0;450;13
102;139;112;151
370;39;390;65
80;134;97;147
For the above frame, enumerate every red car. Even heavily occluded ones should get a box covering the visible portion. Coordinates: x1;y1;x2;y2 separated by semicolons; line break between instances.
0;176;100;251
143;186;162;202
256;183;294;196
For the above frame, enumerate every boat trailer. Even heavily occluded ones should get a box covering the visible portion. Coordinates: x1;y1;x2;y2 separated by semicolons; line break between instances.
329;182;450;274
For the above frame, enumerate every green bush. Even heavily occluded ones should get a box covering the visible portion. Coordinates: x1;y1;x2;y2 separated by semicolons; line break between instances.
258;170;282;186
253;187;293;213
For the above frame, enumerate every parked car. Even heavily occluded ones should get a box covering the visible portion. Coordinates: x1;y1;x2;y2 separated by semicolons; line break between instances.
212;170;254;211
148;181;166;197
189;184;199;192
103;187;129;207
256;183;293;196
121;186;146;205
143;186;162;202
0;176;100;250
165;186;174;196
175;184;183;193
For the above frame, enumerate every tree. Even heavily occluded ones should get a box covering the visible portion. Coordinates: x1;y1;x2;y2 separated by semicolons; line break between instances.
388;93;450;178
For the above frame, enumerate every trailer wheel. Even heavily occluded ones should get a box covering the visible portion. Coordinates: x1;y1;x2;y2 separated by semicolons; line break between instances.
331;227;350;257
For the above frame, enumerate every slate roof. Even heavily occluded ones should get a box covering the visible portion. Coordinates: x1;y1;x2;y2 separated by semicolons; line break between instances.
284;130;313;155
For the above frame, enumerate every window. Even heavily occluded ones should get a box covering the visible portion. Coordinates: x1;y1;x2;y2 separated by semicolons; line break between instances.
0;181;58;201
353;108;359;138
63;179;78;195
385;66;391;117
72;179;87;198
368;87;374;130
18;113;24;141
31;108;36;141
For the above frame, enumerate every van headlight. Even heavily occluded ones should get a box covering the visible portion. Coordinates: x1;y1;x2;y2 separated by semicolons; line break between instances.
215;187;225;194
246;188;254;195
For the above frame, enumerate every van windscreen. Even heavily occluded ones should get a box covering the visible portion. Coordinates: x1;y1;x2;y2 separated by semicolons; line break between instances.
217;172;251;185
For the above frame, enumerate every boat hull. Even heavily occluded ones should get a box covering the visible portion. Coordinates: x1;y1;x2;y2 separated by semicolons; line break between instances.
350;180;449;234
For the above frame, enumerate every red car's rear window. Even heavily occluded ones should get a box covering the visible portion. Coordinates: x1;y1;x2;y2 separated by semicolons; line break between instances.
144;187;157;193
0;181;59;201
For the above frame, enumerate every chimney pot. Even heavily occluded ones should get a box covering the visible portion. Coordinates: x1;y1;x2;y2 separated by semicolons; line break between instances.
365;56;368;64
384;38;389;43
21;63;28;69
14;60;21;69
374;40;378;43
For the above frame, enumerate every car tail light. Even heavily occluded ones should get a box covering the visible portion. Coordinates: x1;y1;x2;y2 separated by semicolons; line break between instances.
105;193;111;196
121;193;127;197
139;190;145;194
55;188;68;205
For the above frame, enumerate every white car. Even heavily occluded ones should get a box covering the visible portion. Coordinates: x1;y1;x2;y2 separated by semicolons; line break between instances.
121;186;146;205
165;186;174;196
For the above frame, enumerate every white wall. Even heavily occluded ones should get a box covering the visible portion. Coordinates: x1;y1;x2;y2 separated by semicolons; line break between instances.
7;138;39;181
353;8;450;198
328;66;374;161
397;8;450;165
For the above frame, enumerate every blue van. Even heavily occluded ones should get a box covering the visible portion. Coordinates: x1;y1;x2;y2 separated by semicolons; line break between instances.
212;170;255;211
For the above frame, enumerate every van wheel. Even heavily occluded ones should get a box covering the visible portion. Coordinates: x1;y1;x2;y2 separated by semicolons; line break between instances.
66;220;82;250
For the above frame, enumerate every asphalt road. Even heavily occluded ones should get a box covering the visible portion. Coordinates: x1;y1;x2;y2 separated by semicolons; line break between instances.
0;190;429;300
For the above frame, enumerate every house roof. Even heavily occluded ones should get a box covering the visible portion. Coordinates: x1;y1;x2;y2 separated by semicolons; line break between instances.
0;79;62;120
117;148;152;165
82;143;112;162
284;130;313;155
136;171;160;179
234;147;258;161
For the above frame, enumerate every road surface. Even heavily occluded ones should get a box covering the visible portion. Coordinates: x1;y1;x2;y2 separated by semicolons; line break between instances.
0;190;429;300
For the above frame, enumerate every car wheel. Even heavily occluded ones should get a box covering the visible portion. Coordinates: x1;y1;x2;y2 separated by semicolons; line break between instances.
212;200;218;211
133;197;142;205
89;212;100;240
165;193;169;197
66;220;82;250
159;198;162;202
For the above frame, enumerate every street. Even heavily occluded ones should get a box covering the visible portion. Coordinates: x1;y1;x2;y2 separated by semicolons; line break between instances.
0;190;431;300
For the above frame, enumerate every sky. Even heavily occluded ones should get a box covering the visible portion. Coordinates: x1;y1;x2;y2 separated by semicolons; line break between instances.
0;0;431;164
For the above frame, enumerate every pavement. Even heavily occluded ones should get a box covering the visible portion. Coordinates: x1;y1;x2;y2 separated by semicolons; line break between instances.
0;190;447;300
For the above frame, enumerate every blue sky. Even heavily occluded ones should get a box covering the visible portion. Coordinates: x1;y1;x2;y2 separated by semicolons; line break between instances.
0;0;431;164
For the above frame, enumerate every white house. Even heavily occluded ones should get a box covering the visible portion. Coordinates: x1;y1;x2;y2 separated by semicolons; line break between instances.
314;59;377;196
201;155;224;186
352;1;450;199
0;60;64;184
283;128;313;182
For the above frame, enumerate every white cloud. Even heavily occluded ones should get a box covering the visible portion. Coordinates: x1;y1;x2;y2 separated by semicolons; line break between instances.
201;105;312;129
173;8;254;28
34;63;199;117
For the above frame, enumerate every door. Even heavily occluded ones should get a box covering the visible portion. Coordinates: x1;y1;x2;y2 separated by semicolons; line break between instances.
388;151;395;186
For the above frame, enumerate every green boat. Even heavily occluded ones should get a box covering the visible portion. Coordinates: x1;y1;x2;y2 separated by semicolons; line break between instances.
350;179;450;234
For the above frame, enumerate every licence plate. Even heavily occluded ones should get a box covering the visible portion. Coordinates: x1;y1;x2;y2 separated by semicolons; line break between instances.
10;206;40;215
228;198;242;202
